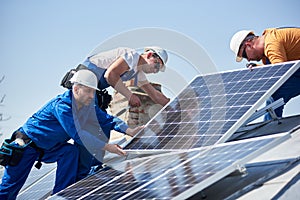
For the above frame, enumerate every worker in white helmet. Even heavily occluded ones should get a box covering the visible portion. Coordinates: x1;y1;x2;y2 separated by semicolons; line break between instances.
230;27;300;120
70;70;142;180
230;27;300;65
0;69;141;199
81;46;170;107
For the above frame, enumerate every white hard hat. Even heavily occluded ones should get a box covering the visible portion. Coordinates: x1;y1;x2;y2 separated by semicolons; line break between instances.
230;30;254;62
144;46;168;72
70;69;99;90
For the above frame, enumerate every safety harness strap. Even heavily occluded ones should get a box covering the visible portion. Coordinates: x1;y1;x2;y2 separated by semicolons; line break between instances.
29;141;44;169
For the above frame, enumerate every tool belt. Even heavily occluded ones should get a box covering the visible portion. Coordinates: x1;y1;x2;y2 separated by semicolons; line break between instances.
0;131;44;169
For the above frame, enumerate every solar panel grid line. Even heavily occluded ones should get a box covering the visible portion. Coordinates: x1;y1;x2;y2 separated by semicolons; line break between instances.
18;163;56;191
126;121;223;149
47;61;298;198
54;173;116;199
173;132;291;200
50;133;290;199
125;84;205;148
15;164;57;200
76;151;202;199
164;134;197;150
125;124;225;152
130;117;217;150
75;172;131;200
215;64;283;94
224;67;284;116
217;61;299;143
19;61;299;198
17;167;56;199
162;122;201;149
116;149;208;200
101;158;170;199
113;132;290;199
123;61;299;152
49;167;129;199
68;155;164;200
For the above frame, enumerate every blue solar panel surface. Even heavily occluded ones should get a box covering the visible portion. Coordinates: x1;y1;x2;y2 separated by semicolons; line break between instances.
50;133;290;200
17;61;300;199
16;163;56;200
124;62;299;151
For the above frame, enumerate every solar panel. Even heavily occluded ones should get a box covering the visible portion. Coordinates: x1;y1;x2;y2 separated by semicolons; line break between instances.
17;163;56;199
124;61;300;152
49;132;290;200
15;61;300;199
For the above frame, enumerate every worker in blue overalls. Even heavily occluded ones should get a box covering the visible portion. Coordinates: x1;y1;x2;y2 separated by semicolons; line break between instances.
0;69;141;199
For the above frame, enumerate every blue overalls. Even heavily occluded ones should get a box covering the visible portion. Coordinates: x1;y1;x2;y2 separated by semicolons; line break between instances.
75;97;128;181
0;90;128;199
0;141;79;199
0;91;81;199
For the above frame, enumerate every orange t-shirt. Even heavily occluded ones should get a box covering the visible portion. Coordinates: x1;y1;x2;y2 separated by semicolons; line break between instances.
262;28;300;64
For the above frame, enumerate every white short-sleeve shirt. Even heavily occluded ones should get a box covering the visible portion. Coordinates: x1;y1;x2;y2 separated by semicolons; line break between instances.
88;47;148;85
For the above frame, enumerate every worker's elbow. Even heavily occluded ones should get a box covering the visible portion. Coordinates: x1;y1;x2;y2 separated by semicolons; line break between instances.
103;70;110;80
104;71;115;85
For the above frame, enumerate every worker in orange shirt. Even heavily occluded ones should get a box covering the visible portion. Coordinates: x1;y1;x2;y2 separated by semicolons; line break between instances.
230;27;300;120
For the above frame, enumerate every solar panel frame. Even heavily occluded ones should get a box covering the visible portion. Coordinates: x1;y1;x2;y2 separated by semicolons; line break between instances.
123;61;300;153
218;61;300;143
24;61;299;199
50;132;290;200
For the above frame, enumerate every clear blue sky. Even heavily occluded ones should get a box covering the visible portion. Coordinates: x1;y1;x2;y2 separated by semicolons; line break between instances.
1;0;299;139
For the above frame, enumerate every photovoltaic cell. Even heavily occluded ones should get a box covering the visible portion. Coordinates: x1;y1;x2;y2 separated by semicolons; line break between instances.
16;163;56;199
50;133;290;200
20;61;299;199
124;61;299;152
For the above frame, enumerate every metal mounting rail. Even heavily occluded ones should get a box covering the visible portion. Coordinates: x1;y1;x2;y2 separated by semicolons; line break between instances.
244;98;285;125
